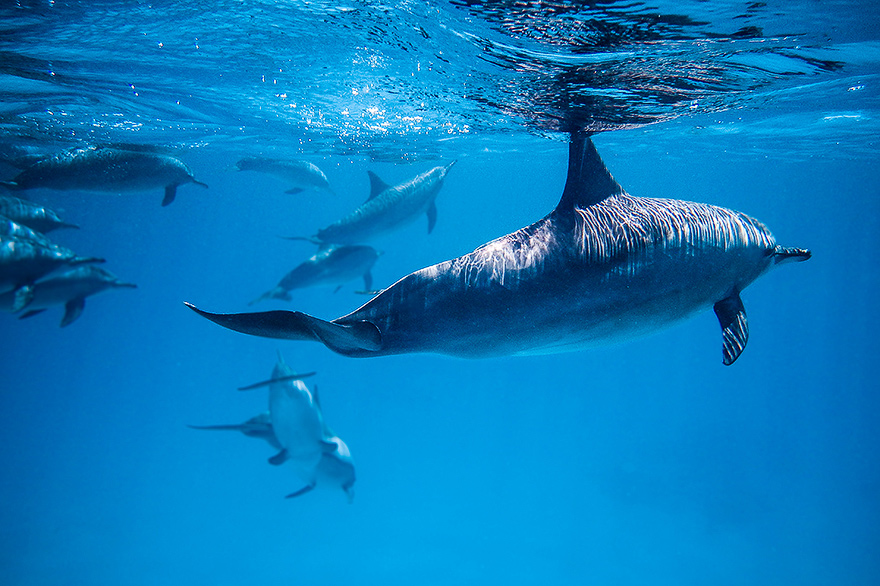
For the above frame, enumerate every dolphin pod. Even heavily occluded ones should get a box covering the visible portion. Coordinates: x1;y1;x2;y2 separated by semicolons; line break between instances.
187;132;810;365
0;145;207;206
190;355;355;501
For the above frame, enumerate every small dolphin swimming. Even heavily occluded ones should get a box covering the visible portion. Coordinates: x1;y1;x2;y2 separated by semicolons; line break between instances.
218;354;356;500
0;265;136;326
250;244;380;305
0;145;208;206
234;157;332;195
187;132;810;365
0;195;78;233
301;161;455;245
1;233;104;312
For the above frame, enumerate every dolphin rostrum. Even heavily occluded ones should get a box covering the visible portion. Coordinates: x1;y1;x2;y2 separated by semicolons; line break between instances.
297;161;455;245
0;145;208;206
234;157;333;195
250;244;380;305
187;133;810;365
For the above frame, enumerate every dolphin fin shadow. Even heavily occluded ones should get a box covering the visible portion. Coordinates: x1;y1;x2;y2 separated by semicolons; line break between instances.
184;302;382;356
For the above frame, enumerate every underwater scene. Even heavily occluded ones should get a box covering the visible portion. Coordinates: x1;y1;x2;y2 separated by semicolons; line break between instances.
1;1;879;584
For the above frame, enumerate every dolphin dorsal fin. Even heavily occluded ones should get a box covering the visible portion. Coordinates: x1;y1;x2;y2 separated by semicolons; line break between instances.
555;132;624;213
366;171;391;202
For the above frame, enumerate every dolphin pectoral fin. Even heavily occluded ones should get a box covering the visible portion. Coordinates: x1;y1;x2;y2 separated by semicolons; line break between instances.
18;308;46;320
285;187;304;195
268;449;289;466
184;303;382;356
426;200;438;234
60;297;85;327
237;372;317;391
714;292;749;366
162;185;177;206
363;269;373;292
319;439;338;453
285;483;316;499
11;285;34;312
186;423;244;431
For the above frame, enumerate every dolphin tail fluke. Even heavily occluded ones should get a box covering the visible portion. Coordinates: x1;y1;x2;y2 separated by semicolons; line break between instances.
11;285;34;312
184;302;382;356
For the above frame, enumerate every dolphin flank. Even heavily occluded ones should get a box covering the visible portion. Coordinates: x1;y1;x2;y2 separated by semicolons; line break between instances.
186;133;810;365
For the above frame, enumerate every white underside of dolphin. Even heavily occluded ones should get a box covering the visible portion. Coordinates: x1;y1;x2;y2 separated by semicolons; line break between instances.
186;132;810;365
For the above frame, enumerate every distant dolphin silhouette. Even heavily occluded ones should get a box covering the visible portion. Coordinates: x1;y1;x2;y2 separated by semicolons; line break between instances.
250;244;380;305
234;157;332;195
0;145;207;206
294;161;455;245
187;132;810;365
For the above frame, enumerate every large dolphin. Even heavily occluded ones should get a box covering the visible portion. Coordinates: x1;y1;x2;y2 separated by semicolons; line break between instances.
187;133;811;365
0;265;136;326
234;157;332;195
300;161;455;245
0;195;78;233
230;354;355;500
250;244;380;305
0;145;208;206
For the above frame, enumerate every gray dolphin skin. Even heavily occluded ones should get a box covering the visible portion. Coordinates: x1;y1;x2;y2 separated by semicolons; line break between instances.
0;145;208;206
306;161;455;245
234;157;332;194
1;235;104;312
0;265;136;326
186;132;811;365
250;244;380;305
0;195;78;233
221;354;355;500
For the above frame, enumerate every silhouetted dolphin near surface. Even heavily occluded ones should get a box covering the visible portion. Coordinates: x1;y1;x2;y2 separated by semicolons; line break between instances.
0;265;136;326
0;145;207;206
250;244;380;305
187;133;810;365
234;157;332;194
297;161;455;245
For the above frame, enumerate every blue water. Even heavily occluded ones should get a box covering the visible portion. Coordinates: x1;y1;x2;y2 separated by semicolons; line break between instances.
2;1;879;585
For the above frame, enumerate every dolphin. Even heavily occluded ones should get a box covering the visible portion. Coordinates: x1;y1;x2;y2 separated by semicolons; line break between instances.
0;265;136;326
1;236;104;312
250;244;380;305
229;354;355;500
0;195;78;233
186;132;810;365
298;161;455;245
234;157;332;195
0;145;208;206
